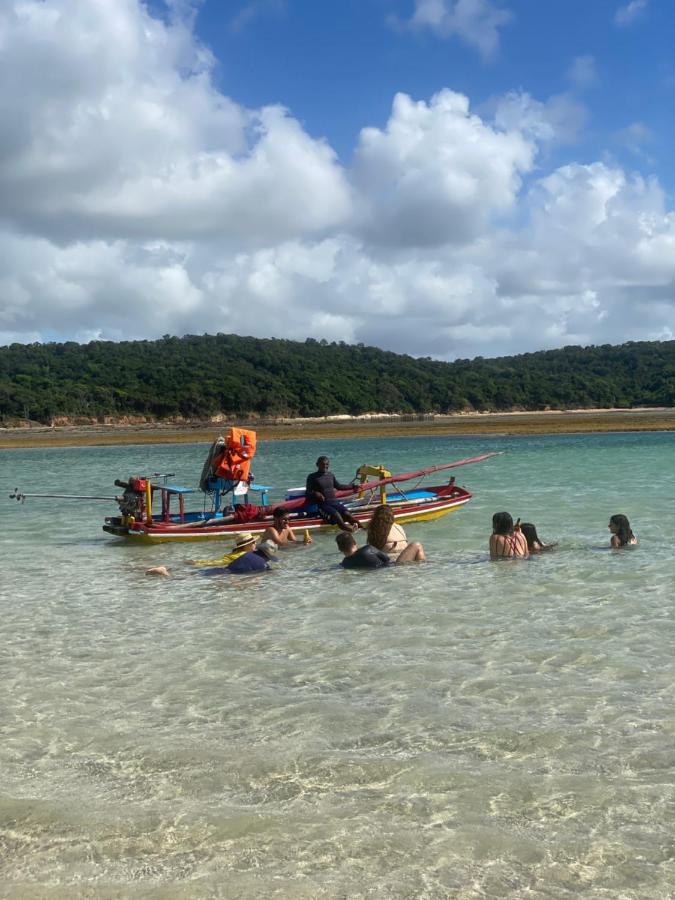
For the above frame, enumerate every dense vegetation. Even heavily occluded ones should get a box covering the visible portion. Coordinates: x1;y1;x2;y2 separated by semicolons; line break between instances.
1;334;674;424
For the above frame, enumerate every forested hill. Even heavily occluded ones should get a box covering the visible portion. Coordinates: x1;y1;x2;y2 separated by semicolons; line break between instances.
1;334;674;424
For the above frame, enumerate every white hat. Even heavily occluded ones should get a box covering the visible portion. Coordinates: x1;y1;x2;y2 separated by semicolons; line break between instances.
234;532;256;549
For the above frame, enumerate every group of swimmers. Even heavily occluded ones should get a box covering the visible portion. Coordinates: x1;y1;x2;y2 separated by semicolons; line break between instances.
490;511;638;559
145;454;638;576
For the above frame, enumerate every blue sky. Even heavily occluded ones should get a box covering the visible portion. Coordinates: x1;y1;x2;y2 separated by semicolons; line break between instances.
1;0;674;360
197;0;673;175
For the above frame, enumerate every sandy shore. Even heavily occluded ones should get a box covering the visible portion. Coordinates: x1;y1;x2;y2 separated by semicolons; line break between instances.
1;408;674;449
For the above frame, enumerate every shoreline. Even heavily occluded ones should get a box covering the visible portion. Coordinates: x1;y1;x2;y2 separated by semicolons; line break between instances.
1;408;674;449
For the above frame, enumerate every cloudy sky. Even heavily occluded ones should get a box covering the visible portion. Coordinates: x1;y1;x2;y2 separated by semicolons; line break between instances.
1;0;674;360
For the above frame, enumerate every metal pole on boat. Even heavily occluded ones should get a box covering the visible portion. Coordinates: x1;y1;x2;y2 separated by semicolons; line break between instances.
9;488;118;502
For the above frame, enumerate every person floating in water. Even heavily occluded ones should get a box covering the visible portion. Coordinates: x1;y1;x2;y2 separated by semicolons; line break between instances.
520;522;556;553
608;514;638;548
225;538;279;573
336;532;425;568
489;512;528;559
305;455;360;533
146;534;277;576
186;532;257;567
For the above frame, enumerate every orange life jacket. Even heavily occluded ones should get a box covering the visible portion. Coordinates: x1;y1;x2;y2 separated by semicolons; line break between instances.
214;427;257;482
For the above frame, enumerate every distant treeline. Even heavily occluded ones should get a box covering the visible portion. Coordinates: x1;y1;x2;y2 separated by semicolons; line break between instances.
1;334;674;423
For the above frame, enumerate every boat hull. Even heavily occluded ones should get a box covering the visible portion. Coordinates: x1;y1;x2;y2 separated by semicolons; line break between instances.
102;484;471;543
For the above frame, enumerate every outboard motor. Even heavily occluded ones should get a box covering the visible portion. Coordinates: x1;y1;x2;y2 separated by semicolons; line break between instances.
114;476;147;520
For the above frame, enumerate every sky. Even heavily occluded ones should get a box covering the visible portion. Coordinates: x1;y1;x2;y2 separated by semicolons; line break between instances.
1;0;674;361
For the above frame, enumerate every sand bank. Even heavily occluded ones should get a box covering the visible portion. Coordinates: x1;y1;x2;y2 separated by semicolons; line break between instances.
1;408;674;449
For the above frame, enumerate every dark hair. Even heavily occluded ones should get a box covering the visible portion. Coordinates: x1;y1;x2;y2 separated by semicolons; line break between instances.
492;511;513;535
367;504;395;550
609;514;634;547
316;456;329;466
520;522;540;551
336;532;356;552
273;506;289;520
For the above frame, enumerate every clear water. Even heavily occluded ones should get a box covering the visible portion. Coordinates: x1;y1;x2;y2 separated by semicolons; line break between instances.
1;432;673;897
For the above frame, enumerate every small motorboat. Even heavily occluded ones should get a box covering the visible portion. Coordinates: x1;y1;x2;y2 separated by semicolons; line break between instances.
100;436;497;543
9;426;497;543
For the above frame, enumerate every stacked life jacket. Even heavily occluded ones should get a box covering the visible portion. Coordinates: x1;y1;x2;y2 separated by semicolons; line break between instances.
213;427;257;484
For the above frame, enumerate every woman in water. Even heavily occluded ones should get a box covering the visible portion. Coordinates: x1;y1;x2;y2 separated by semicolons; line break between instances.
367;504;408;555
489;512;528;559
520;522;556;553
608;514;638;548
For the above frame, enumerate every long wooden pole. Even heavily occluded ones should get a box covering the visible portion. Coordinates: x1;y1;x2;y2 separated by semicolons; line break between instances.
10;489;118;502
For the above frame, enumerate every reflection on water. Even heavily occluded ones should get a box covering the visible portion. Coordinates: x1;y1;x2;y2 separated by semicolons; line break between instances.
1;433;674;896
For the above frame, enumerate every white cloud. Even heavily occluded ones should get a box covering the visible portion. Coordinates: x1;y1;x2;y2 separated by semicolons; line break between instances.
614;0;649;26
613;121;654;159
409;0;512;59
493;91;587;145
0;0;351;243
228;0;286;33
567;55;597;89
0;0;674;362
352;90;534;247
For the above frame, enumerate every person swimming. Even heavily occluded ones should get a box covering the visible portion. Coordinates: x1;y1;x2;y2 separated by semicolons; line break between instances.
489;512;528;559
336;531;425;568
520;522;556;553
608;514;638;548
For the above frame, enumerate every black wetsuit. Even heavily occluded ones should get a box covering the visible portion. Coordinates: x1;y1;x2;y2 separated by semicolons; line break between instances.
305;471;353;521
341;545;391;569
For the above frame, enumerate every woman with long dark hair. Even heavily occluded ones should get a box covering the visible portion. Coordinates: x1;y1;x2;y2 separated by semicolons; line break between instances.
520;522;556;553
609;514;638;548
490;511;528;559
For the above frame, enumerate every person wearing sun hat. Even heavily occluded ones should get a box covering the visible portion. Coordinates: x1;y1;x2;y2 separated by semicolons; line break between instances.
233;532;256;552
185;532;257;568
148;534;276;577
225;537;278;573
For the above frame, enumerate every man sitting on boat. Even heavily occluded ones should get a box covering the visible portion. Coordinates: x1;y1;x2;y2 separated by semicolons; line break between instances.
305;456;360;533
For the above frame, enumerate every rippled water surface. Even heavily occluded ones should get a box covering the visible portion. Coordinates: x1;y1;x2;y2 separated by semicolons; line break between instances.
1;432;674;897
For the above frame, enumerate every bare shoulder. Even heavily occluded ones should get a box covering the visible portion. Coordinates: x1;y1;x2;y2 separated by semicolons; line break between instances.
516;533;529;557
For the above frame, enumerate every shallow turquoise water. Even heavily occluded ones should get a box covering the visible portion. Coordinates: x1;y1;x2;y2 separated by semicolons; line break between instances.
1;432;673;897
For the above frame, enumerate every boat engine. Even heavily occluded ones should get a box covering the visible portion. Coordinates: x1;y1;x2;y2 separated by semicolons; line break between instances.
114;477;147;520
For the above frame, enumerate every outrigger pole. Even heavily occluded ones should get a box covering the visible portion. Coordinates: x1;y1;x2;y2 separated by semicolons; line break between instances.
281;451;501;511
10;489;118;503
